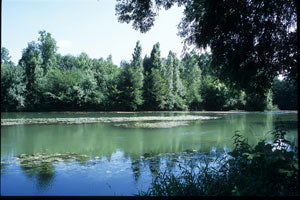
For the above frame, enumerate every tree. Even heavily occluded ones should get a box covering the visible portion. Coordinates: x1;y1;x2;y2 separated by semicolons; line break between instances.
93;55;120;110
181;52;201;110
143;43;167;110
165;52;175;110
244;91;269;111
200;75;229;111
117;62;143;110
272;78;297;110
56;54;77;70
115;41;144;111
166;51;186;110
38;30;58;74
131;41;144;109
75;52;94;70
115;0;297;94
132;41;144;81
41;68;81;110
76;69;103;109
1;47;13;65
197;53;212;77
1;50;26;111
19;41;43;110
150;43;165;74
150;68;168;110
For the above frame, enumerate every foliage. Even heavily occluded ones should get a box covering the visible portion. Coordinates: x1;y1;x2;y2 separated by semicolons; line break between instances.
117;62;143;111
1;63;26;111
93;55;120;110
1;48;26;111
149;68;168;110
38;30;58;74
56;54;77;70
40;68;103;111
181;52;201;110
1;47;13;65
117;41;145;111
140;127;298;196
19;41;44;110
244;91;274;111
272;78;297;110
115;0;297;95
143;43;168;110
115;0;186;33
41;68;81;110
164;51;186;110
200;75;230;111
1;30;296;112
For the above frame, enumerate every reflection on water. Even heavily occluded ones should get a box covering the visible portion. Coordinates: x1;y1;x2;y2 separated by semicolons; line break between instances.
21;161;55;190
274;120;298;130
1;149;230;193
17;153;91;191
1;112;297;195
131;158;141;182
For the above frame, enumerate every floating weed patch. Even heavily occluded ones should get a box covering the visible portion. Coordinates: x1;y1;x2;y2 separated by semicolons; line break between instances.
1;115;220;126
113;121;190;128
9;152;91;170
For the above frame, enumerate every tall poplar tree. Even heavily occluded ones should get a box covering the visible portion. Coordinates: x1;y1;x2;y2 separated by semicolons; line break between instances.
171;52;186;110
143;43;167;110
117;41;144;111
38;30;57;74
19;41;43;110
182;52;202;110
165;52;175;110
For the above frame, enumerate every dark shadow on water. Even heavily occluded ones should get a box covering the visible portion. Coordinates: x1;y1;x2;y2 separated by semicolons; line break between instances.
274;120;298;130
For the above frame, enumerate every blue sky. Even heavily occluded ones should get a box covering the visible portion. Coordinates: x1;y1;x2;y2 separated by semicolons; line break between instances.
2;0;185;65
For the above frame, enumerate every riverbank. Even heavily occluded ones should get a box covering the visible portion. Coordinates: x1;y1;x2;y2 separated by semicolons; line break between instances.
1;110;297;114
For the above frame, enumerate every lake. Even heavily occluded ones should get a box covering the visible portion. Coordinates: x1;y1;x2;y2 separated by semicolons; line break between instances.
1;111;298;196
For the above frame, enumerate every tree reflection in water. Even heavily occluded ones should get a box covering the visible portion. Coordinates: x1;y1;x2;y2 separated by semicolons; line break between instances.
17;152;90;190
20;160;55;190
131;157;141;182
6;146;288;192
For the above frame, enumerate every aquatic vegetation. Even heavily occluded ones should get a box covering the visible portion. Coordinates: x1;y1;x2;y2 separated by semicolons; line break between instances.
15;152;90;168
1;115;220;126
114;121;190;128
139;127;299;196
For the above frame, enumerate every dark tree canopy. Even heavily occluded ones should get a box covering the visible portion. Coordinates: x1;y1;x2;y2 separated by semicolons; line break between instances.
115;0;187;33
115;0;297;94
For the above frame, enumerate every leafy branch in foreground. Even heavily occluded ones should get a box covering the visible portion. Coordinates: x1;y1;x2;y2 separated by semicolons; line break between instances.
139;127;298;196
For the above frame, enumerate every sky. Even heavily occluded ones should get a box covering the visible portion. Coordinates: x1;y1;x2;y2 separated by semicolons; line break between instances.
1;0;186;66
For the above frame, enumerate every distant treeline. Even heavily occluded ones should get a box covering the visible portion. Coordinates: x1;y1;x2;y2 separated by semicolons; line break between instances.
1;31;297;112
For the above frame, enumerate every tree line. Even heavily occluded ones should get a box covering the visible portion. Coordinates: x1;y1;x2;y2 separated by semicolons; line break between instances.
1;31;296;112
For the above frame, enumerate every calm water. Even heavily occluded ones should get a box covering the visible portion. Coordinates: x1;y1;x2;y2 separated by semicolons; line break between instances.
1;112;298;195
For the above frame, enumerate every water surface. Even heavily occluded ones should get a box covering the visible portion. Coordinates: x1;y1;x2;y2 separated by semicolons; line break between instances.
1;112;297;195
